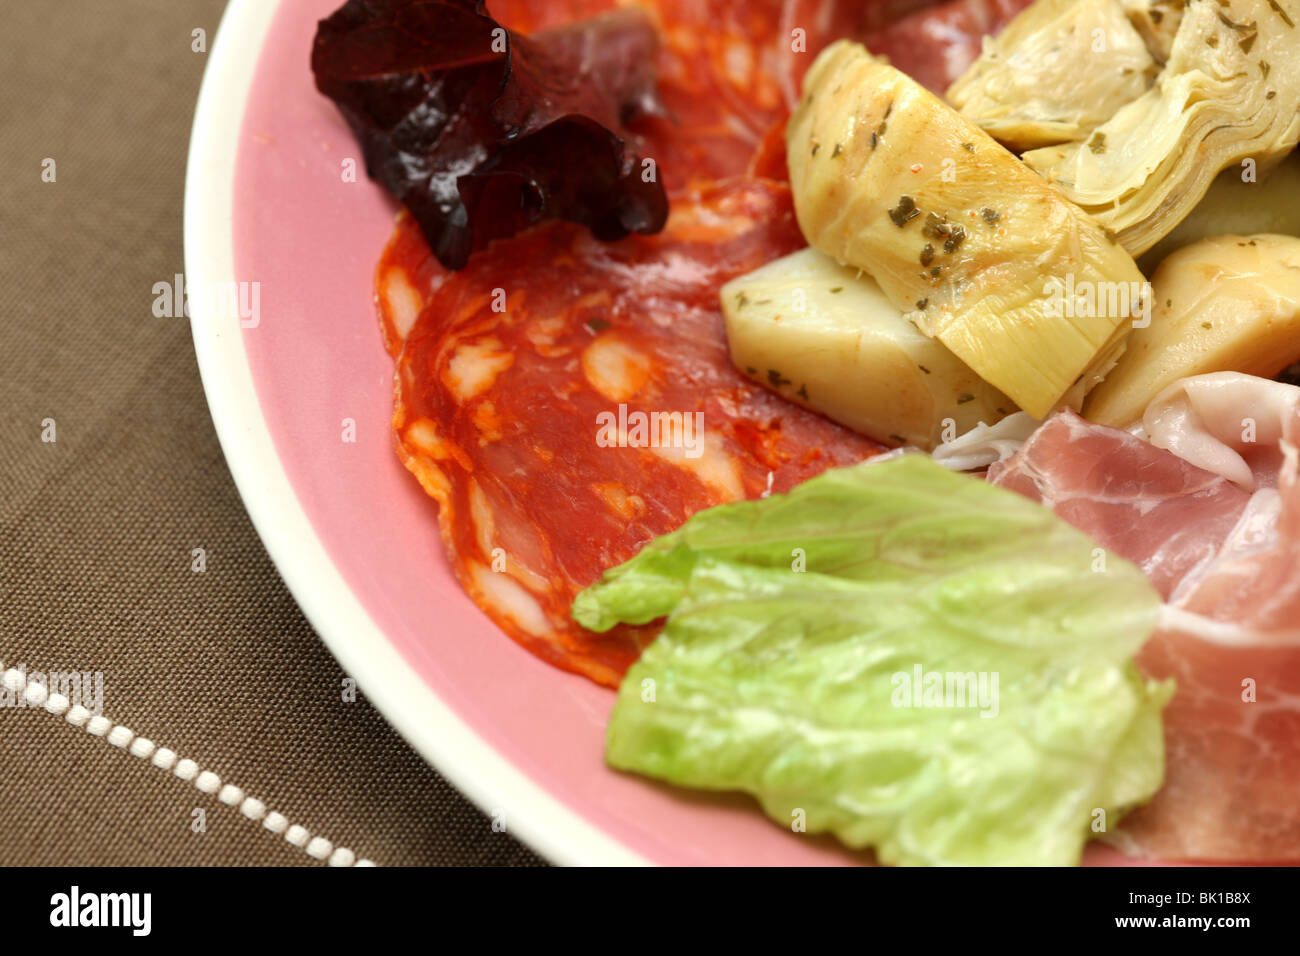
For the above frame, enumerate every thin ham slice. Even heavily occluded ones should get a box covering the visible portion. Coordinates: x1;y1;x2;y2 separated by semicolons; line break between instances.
1116;375;1300;860
1144;374;1300;627
989;377;1300;861
987;410;1250;601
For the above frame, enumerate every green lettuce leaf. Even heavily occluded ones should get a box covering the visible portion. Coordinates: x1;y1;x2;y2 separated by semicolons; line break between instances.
573;453;1172;866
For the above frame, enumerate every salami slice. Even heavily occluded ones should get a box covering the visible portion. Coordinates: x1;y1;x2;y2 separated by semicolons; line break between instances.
489;1;1035;191
386;179;882;685
491;0;793;190
373;0;801;360
860;0;1033;92
371;0;1034;684
774;0;1033;100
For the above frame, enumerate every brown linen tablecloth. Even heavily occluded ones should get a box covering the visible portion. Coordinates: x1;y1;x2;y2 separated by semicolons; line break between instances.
0;0;544;867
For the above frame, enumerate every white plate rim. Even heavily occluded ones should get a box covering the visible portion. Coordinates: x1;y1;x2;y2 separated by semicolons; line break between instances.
183;0;650;868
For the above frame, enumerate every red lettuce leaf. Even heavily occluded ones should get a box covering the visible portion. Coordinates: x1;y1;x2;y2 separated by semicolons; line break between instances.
312;0;668;269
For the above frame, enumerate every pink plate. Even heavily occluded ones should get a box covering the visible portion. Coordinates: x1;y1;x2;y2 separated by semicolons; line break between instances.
186;0;1136;866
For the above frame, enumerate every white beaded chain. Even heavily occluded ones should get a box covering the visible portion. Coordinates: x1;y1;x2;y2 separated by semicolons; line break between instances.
3;667;376;867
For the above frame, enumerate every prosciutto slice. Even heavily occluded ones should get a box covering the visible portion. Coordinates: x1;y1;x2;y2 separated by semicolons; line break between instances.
987;409;1250;601
990;374;1300;861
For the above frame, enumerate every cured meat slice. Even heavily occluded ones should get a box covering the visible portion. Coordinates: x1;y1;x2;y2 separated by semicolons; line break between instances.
1120;621;1300;861
1143;373;1300;494
375;210;453;360
1114;375;1300;861
987;410;1250;600
775;0;1034;102
989;390;1300;861
489;0;1034;194
369;0;1069;685
860;0;1033;92
373;0;1038;357
388;179;882;685
498;0;794;189
370;0;897;687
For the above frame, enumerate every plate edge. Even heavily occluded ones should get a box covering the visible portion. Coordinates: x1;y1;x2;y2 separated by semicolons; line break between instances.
182;0;650;868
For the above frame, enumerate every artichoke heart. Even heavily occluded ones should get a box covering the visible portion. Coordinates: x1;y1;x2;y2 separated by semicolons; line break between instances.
1022;0;1300;256
1085;234;1300;427
721;247;1014;450
947;0;1159;151
1138;149;1300;271
787;40;1147;419
1123;0;1188;64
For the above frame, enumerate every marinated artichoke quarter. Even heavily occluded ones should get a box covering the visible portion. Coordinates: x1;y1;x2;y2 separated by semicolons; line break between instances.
1019;0;1300;256
1085;233;1300;427
947;0;1160;151
1123;0;1187;64
786;40;1146;420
